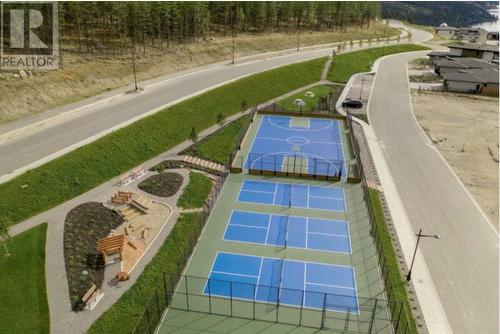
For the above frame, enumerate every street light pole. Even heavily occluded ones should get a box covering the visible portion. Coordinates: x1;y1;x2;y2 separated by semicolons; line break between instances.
231;29;235;64
297;28;300;51
130;47;138;92
406;229;440;281
360;77;364;100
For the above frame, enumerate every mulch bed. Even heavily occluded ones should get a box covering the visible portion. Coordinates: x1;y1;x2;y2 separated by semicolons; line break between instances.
64;202;124;311
138;172;183;197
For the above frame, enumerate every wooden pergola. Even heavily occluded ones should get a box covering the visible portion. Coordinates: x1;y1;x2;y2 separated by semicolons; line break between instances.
96;234;125;264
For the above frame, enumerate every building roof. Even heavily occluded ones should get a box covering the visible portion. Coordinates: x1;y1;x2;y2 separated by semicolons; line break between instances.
434;57;498;70
448;43;499;53
435;26;458;31
442;68;499;84
427;51;449;57
456;27;486;33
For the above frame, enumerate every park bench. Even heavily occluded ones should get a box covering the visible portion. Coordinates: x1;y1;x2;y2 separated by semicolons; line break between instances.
81;284;103;310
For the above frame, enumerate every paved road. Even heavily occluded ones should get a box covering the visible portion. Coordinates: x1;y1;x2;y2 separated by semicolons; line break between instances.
0;21;421;181
369;50;499;334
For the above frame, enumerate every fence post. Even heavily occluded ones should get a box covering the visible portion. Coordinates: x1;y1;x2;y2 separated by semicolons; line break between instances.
208;279;212;314
229;281;234;317
184;276;190;310
320;293;327;329
274;154;277;175
394;302;404;333
299;290;304;326
276;287;280;323
260;154;263;174
146;307;152;334
163;273;169;306
155;289;161;322
253;283;256;320
293;154;297;175
368;298;378;333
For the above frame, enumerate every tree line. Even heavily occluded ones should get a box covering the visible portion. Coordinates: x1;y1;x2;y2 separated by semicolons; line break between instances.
58;2;381;53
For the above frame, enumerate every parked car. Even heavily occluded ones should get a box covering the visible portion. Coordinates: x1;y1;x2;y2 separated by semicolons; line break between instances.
342;99;363;109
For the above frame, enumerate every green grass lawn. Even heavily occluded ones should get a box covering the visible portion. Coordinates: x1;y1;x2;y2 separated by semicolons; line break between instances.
368;189;417;333
277;84;343;112
0;224;49;334
177;172;214;209
328;44;430;83
182;115;250;164
87;213;201;334
0;57;326;227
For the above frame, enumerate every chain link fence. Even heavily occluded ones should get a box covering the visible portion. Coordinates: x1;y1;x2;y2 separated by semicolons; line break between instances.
347;113;417;334
130;171;228;334
132;273;402;334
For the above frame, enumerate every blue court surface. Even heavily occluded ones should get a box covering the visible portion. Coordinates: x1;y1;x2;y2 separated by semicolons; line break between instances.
244;115;345;176
204;252;359;313
224;211;351;254
238;179;346;212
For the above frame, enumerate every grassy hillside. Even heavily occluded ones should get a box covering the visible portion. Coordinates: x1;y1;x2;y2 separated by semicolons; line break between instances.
328;44;430;83
0;224;49;334
0;57;326;226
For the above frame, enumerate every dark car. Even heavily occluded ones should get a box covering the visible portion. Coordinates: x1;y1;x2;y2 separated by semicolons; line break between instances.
342;99;363;109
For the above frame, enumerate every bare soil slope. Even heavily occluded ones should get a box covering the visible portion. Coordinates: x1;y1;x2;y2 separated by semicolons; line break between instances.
411;90;499;226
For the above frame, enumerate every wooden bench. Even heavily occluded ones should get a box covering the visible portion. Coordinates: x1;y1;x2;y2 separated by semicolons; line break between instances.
81;284;103;310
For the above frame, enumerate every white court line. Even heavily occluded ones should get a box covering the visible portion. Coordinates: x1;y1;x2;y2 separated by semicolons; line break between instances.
230;223;268;230
308;231;350;238
272;182;278;205
267;115;335;132
255;258;264;299
305;218;309;249
264;215;272;244
211;270;259;279
305;282;356;290
306;186;310;209
308;195;345;200
242;189;275;194
255;136;343;146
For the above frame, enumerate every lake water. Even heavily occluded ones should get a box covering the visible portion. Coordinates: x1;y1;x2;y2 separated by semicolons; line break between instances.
471;8;499;32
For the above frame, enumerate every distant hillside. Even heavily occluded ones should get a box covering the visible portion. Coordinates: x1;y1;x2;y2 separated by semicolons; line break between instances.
382;1;497;26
